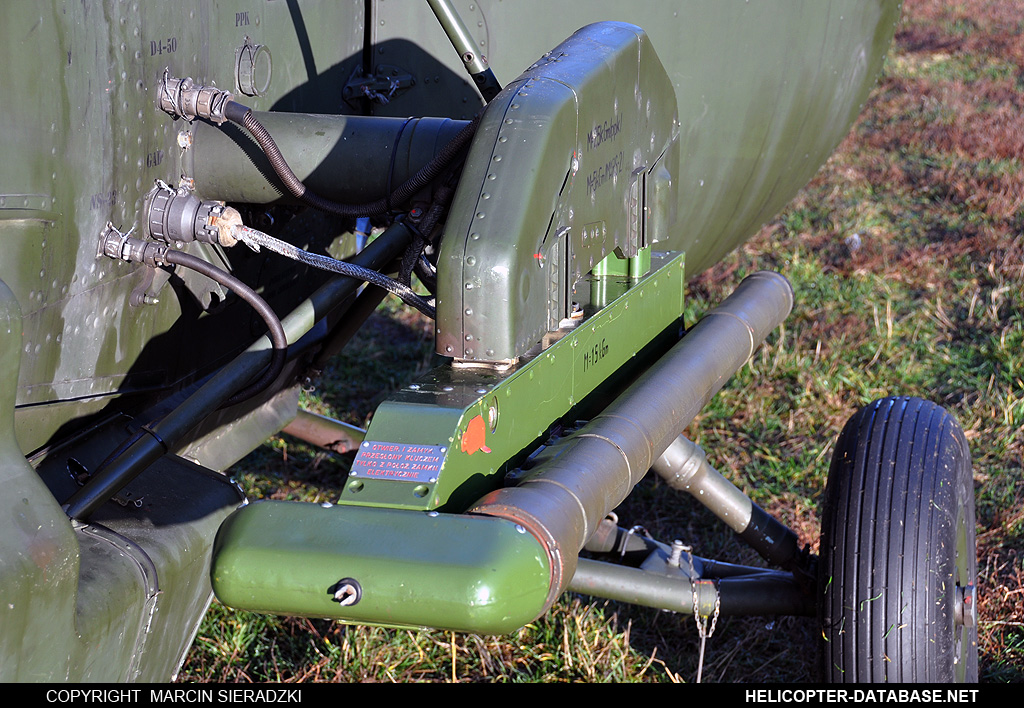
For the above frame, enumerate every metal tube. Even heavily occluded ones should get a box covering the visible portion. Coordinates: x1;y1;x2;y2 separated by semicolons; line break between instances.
470;271;794;610
426;0;488;74
191;114;468;204
569;558;814;617
212;501;552;634
310;283;388;372
653;435;752;532
282;409;365;454
653;434;803;569
425;0;502;101
63;223;413;519
582;515;658;556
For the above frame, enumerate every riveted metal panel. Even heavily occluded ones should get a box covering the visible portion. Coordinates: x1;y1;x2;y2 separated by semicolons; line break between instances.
460;1;901;277
437;22;679;364
1;1;367;454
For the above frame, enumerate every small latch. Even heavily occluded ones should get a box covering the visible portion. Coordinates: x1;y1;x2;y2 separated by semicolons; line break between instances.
342;64;415;107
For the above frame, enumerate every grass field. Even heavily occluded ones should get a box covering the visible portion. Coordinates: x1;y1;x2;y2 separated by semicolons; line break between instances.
179;0;1024;683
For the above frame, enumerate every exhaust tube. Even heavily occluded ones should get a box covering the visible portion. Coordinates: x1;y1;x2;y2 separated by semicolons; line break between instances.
470;270;793;611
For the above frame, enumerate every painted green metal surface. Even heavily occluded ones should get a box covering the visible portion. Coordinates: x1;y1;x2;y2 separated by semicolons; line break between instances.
381;1;900;365
0;1;362;680
67;454;243;682
212;501;551;634
0;0;900;448
0;279;80;681
190;114;469;205
339;252;684;512
592;247;652;280
436;22;680;364
1;0;368;456
2;357;244;682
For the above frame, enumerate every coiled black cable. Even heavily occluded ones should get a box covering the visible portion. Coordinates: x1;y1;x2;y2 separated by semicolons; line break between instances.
223;100;480;218
162;249;288;407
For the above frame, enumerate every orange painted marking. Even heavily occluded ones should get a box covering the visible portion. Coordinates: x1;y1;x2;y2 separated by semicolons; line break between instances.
460;414;492;455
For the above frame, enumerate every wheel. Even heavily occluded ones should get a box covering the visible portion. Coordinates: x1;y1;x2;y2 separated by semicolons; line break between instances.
818;397;977;682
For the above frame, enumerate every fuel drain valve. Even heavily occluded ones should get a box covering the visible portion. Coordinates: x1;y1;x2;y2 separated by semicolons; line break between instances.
328;578;362;607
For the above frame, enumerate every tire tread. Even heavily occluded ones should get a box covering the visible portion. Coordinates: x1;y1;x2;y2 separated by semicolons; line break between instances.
819;397;976;682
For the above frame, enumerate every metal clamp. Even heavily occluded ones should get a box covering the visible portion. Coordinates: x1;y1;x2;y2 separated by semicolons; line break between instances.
684;545;721;683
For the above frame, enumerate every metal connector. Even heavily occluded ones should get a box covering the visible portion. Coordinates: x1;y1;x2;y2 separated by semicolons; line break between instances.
158;72;234;124
143;181;243;247
99;223;170;268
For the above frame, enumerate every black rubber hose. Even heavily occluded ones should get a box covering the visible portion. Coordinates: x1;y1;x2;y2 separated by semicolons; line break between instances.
224;100;480;217
162;249;288;407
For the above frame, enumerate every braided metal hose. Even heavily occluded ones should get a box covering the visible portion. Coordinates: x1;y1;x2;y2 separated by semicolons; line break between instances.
232;225;436;318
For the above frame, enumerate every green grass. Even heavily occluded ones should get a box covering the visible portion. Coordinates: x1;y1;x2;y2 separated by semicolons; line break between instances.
180;0;1024;683
892;52;1019;84
182;598;683;683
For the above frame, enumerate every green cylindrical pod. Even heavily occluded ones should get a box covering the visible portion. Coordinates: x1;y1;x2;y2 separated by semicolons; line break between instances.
211;501;552;635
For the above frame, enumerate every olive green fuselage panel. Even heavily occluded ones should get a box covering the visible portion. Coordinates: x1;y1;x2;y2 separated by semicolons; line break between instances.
380;1;899;279
0;1;367;455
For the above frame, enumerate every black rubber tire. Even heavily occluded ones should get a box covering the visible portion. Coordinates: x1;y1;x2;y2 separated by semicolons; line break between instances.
818;397;977;682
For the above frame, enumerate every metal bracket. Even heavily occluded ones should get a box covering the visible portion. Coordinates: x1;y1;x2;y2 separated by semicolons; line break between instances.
337;251;684;512
67;458;145;509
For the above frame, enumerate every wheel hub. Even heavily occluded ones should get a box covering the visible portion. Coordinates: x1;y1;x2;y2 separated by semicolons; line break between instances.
954;584;977;628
